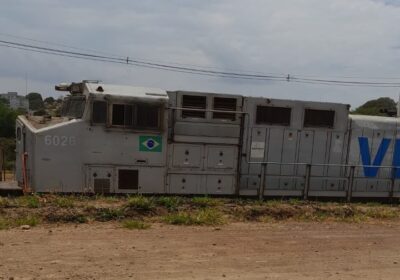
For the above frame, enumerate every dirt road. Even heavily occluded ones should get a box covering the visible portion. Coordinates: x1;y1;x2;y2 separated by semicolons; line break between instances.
1;222;400;279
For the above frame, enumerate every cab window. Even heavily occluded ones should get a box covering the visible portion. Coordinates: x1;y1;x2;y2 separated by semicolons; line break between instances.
110;103;161;130
92;101;107;124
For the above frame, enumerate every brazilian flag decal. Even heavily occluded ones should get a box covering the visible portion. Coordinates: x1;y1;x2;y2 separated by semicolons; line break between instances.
139;136;162;152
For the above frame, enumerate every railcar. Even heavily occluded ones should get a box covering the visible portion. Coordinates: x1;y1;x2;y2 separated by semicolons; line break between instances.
14;81;400;199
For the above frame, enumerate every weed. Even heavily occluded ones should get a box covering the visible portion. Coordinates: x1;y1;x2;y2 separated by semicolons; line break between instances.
163;209;224;226
126;196;154;211
191;197;220;208
194;208;224;225
163;212;192;225
259;215;276;223
53;196;75;208
45;212;88;223
342;215;367;223
0;217;10;230
14;215;40;227
102;196;120;203
364;207;399;219
122;220;151;230
299;211;331;222
94;194;120;203
157;196;183;210
94;207;125;221
287;198;304;206
16;195;40;208
0;197;11;208
264;199;283;207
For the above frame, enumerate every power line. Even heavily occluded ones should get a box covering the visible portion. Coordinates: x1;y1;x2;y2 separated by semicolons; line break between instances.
0;39;288;81
4;33;399;81
0;42;285;81
0;32;274;75
1;38;400;88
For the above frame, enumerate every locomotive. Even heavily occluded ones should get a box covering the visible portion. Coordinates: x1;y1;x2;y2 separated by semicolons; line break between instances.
14;81;400;200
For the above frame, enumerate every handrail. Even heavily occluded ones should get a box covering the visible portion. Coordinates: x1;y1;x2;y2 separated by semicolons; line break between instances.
248;161;398;202
247;161;399;169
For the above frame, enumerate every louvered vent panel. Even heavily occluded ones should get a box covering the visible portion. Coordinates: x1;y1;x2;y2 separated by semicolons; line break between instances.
94;178;110;194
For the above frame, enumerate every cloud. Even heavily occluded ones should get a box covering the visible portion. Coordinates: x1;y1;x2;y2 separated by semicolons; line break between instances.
0;0;400;108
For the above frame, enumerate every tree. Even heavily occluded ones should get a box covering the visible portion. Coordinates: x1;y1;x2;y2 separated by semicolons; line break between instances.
0;137;16;170
44;97;55;104
352;97;397;117
0;102;18;138
26;92;44;111
0;97;9;106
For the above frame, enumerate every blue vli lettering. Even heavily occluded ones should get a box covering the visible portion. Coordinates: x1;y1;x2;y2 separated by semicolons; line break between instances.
358;137;400;178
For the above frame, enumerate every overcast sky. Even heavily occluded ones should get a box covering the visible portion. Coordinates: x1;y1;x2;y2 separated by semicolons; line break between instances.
0;0;400;108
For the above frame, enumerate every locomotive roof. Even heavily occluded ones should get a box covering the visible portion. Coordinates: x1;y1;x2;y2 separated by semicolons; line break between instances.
85;83;168;101
350;114;400;129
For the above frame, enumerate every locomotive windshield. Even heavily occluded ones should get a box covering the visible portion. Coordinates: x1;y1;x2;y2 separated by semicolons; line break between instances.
60;95;86;119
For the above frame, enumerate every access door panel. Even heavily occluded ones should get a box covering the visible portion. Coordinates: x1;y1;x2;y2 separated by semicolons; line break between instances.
206;175;235;194
169;174;202;194
206;146;237;170
172;144;203;168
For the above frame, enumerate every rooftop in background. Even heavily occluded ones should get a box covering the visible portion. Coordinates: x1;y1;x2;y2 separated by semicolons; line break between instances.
0;92;29;110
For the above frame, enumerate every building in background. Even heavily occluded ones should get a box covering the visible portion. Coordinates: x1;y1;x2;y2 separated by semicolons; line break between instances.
0;92;29;110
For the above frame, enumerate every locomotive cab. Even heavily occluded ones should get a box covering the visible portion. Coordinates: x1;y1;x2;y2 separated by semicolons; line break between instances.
15;81;169;193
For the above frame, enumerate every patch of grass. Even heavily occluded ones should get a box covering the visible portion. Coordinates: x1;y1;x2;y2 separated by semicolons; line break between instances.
0;197;11;208
14;215;40;227
95;194;121;203
16;195;40;208
122;220;151;230
259;215;277;223
94;207;125;221
341;215;367;223
126;196;154;211
364;207;399;219
163;209;224;226
195;208;224;225
157;196;183;210
53;196;75;208
287;198;304;206
298;211;330;222
163;212;192;225
264;199;284;207
363;202;383;207
191;197;220;208
0;217;10;230
45;212;88;223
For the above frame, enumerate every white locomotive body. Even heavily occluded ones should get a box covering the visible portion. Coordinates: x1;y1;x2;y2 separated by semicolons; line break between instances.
15;81;400;199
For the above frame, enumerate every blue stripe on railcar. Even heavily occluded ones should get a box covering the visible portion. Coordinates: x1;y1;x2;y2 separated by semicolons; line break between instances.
358;136;400;178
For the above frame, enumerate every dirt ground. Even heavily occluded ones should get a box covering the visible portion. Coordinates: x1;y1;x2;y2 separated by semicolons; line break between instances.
2;222;400;280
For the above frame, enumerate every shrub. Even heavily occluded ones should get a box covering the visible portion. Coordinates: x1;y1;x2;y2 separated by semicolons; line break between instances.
17;195;40;208
157;196;183;210
15;215;40;227
126;196;154;211
191;197;220;208
0;197;11;208
94;207;125;221
53;196;75;208
0;218;10;230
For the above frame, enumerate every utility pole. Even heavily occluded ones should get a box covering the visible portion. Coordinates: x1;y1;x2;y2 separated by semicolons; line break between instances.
25;72;28;95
